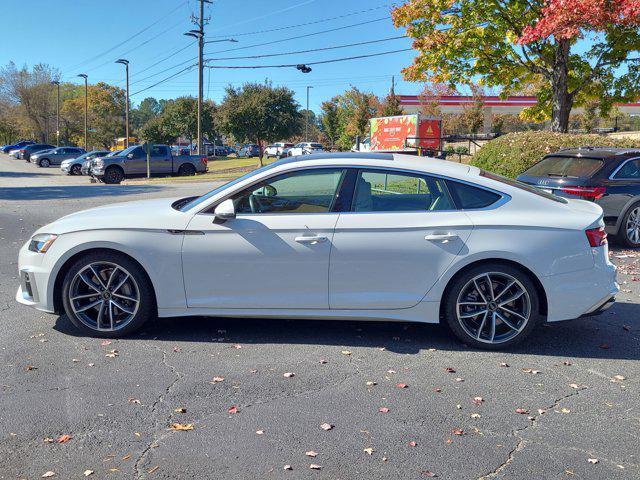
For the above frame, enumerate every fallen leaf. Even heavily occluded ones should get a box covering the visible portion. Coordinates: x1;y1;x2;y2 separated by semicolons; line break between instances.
561;408;571;414
473;396;484;406
233;344;242;349
456;404;462;409
283;465;292;470
83;470;94;477
434;387;442;393
537;409;546;415
522;368;540;374
500;362;509;367
612;375;626;382
599;343;610;349
26;365;37;371
306;451;318;457
57;434;72;443
422;471;438;478
172;346;180;353
128;398;141;404
515;408;529;414
169;423;194;431
228;406;238;414
471;413;481;418
408;441;417;447
256;430;264;435
318;359;327;364
147;466;159;474
396;383;408;389
451;429;464;436
320;422;333;431
43;437;54;443
387;369;396;374
210;376;225;384
283;372;295;378
455;377;464;382
587;458;599;464
378;407;390;413
309;464;322;470
42;472;55;478
366;381;377;386
174;408;186;413
445;367;456;373
105;349;119;358
101;340;112;346
363;447;374;455
341;350;352;356
122;454;131;460
563;361;572;366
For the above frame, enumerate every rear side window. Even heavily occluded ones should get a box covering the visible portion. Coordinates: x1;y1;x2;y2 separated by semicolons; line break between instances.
523;155;604;178
613;159;640;179
446;180;501;209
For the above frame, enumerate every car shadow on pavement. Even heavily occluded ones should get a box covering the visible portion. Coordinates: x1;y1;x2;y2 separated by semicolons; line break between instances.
0;171;54;178
53;302;639;360
0;185;164;200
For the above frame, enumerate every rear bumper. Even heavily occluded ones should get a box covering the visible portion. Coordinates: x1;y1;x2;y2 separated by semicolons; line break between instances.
580;295;615;317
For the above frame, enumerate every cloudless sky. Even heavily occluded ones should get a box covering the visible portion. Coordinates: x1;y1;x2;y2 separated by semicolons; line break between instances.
0;0;419;111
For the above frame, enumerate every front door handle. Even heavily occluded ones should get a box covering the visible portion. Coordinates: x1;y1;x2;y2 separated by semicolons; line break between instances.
425;233;458;242
295;235;328;245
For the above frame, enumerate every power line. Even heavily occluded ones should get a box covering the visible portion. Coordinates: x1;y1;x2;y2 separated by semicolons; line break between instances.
208;3;391;38
204;48;412;69
129;42;196;84
208;0;317;33
130;64;196;96
64;1;188;74
205;35;405;61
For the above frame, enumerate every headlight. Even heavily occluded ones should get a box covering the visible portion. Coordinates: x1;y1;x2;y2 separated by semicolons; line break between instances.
94;159;104;168
28;234;58;253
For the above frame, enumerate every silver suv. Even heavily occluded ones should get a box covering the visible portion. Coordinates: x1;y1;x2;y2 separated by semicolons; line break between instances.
31;147;86;167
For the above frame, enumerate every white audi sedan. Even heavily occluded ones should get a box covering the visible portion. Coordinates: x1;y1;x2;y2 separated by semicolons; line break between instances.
16;153;618;349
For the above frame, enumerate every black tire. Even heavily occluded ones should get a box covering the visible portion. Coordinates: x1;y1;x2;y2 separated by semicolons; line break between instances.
71;164;82;175
103;166;124;184
61;251;155;338
617;203;640;248
39;158;50;168
178;163;196;176
443;263;541;350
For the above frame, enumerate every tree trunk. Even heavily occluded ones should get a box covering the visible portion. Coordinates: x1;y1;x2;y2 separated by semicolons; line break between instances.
550;39;573;133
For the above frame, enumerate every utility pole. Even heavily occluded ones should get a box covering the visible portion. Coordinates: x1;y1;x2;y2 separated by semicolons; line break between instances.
306;86;313;142
77;74;88;150
51;81;60;146
116;59;130;148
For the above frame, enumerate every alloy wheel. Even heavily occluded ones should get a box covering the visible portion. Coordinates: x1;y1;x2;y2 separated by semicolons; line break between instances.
68;262;140;331
626;207;640;245
456;272;531;344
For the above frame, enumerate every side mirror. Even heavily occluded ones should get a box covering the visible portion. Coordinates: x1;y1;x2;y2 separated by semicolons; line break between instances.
214;199;236;222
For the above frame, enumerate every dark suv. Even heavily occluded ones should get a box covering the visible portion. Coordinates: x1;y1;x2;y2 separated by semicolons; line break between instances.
518;147;640;247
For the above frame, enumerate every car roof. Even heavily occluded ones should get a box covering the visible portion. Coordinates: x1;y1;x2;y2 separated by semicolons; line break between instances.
275;152;477;177
547;147;640;159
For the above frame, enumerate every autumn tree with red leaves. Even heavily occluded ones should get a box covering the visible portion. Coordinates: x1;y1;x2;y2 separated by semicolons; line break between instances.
393;0;640;132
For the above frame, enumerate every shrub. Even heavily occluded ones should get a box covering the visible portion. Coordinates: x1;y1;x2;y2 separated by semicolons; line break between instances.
471;131;640;178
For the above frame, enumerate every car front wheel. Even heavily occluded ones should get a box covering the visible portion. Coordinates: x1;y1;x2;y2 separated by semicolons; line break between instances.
444;264;540;349
39;158;50;167
103;166;124;184
71;164;81;175
62;251;155;337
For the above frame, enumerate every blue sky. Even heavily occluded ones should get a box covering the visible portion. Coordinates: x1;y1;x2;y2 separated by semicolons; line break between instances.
1;0;419;111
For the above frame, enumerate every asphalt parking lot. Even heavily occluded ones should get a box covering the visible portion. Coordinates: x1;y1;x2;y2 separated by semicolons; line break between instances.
0;154;638;479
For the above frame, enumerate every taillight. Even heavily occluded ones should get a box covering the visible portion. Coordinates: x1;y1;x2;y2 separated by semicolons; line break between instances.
586;227;607;247
561;186;606;199
200;157;207;165
20;149;26;153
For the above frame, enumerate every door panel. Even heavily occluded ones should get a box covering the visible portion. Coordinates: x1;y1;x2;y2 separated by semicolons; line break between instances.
150;146;172;174
329;211;472;309
182;214;338;308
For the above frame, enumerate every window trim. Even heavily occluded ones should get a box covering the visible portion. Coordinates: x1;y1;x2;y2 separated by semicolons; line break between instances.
202;166;350;216
609;157;640;180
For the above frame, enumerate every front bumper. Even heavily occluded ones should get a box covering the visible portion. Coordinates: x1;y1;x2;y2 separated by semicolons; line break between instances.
15;243;57;314
60;163;71;173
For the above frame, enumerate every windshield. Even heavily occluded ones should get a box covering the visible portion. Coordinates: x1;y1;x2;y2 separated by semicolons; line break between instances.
180;162;283;212
523;155;604;178
481;170;567;203
106;150;122;157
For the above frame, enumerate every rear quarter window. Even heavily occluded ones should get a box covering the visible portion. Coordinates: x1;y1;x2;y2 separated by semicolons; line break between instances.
446;180;501;209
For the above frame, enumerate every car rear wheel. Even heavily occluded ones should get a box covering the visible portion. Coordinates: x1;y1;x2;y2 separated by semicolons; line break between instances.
62;252;155;337
39;158;50;167
178;163;196;176
71;164;81;175
444;264;541;349
103;166;124;184
618;204;640;248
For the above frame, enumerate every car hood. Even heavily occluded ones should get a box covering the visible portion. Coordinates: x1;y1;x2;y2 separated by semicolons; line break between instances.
35;197;191;235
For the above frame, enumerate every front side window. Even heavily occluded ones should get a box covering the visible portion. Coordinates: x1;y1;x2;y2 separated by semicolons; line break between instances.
232;168;346;214
613;159;640;179
352;170;455;212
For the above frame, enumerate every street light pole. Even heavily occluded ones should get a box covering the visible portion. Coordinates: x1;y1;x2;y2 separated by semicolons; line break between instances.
51;81;60;147
306;86;313;142
116;59;130;148
77;74;88;150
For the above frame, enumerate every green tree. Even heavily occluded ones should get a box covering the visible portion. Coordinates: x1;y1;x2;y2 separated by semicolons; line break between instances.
138;115;177;145
320;100;340;148
217;82;302;166
334;87;379;150
161;96;217;146
131;97;162;132
377;90;404;117
392;1;640;132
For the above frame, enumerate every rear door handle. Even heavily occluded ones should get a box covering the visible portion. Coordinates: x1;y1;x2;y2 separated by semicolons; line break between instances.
295;235;328;244
425;233;458;242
